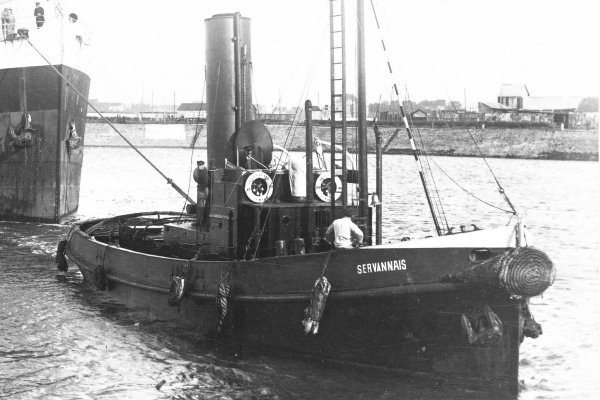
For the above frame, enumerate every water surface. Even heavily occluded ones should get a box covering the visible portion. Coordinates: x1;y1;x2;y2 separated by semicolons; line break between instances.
1;147;597;399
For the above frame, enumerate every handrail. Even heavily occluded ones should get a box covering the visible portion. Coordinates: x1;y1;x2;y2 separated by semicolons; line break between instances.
1;12;92;45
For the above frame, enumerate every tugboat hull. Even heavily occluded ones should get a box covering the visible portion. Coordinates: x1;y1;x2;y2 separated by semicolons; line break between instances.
65;218;532;396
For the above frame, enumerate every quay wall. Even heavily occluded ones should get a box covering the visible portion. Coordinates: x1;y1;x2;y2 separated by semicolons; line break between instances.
84;122;598;161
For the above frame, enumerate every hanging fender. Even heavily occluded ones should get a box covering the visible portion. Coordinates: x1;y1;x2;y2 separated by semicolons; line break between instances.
167;275;185;306
55;240;69;272
215;282;231;332
302;276;331;335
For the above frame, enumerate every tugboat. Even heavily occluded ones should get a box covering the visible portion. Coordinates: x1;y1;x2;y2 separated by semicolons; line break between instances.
59;3;554;397
0;0;90;222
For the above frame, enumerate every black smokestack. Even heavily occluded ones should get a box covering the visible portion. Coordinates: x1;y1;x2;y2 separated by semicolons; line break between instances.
205;13;254;169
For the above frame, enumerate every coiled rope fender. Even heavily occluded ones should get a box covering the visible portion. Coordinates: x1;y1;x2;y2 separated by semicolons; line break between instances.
302;277;331;335
215;282;230;332
167;275;185;306
93;265;107;291
465;247;555;298
55;240;68;272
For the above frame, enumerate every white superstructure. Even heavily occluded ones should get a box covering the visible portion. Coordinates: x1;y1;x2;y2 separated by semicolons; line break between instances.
1;0;90;73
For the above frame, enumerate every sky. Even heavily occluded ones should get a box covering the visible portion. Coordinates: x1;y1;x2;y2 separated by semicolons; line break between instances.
39;0;600;109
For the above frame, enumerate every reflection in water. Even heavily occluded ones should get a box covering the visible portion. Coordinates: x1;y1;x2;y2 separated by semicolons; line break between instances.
0;148;597;399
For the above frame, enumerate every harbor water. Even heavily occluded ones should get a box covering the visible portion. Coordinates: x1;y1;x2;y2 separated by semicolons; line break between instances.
1;145;598;399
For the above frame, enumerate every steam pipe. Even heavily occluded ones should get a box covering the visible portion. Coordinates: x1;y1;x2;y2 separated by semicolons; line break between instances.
305;100;314;203
375;123;382;245
233;12;242;132
357;0;369;228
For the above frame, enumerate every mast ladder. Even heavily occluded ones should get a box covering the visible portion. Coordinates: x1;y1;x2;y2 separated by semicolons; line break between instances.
328;0;348;215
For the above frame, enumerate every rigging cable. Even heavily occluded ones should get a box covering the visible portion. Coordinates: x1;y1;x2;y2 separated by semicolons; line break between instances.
445;99;518;215
466;129;518;214
178;66;208;221
244;41;322;259
248;27;328;259
403;97;450;230
428;157;513;214
370;0;516;220
24;37;196;205
368;0;442;236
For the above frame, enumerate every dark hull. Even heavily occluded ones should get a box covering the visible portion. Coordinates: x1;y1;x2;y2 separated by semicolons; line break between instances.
0;65;90;223
66;219;526;397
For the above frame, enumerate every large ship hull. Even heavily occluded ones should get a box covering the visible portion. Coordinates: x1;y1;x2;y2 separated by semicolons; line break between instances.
64;215;542;397
0;64;90;222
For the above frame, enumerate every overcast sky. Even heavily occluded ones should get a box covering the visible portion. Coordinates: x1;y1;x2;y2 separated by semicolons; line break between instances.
49;0;599;109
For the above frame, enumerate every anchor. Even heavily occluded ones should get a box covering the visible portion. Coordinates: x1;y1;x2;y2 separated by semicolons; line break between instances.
461;304;503;345
522;301;543;339
1;113;35;152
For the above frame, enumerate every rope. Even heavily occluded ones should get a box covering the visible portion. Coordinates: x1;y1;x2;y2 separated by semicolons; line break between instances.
24;37;195;205
404;100;450;231
465;130;518;215
370;0;518;221
177;67;208;222
433;66;518;216
464;247;555;298
321;249;333;277
302;275;331;335
245;25;328;259
429;158;513;214
215;273;231;332
368;0;442;236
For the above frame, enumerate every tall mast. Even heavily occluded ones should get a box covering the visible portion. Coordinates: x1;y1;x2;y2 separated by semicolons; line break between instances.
357;0;368;223
368;1;442;236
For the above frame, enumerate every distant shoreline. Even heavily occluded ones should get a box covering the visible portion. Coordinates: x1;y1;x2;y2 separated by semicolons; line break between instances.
84;122;598;162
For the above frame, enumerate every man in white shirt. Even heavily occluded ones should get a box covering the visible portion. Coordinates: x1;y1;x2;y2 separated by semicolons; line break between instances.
325;210;364;249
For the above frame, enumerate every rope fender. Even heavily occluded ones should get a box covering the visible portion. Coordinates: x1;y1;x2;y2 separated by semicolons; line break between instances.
302;277;331;335
55;239;68;272
215;282;230;332
168;275;185;306
464;247;555;298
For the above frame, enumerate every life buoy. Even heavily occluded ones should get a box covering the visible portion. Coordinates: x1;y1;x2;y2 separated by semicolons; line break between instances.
168;275;185;306
314;172;342;202
93;265;107;291
244;171;273;203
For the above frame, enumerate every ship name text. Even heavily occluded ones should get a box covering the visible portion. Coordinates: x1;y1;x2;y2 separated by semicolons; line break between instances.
357;259;407;274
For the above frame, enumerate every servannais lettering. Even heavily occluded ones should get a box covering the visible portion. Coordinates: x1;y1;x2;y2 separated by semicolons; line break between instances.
356;259;407;274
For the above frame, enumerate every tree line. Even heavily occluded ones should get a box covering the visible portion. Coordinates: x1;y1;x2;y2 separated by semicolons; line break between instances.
368;99;463;114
